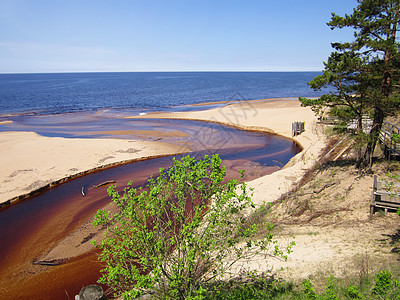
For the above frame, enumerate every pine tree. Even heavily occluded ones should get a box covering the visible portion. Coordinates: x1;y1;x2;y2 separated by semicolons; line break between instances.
301;0;400;167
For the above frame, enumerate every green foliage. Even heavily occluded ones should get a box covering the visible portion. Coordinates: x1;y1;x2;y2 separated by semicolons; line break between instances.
302;279;317;299
392;132;400;144
382;172;400;202
202;278;293;300
93;154;287;299
332;122;348;134
345;285;363;299
179;269;400;299
372;270;394;296
329;106;358;120
321;276;338;300
299;0;400;168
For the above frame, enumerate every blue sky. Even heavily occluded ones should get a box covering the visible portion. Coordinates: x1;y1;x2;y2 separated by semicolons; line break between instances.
0;0;357;73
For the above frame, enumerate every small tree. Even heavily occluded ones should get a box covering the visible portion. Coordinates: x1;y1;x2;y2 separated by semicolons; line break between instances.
93;154;288;299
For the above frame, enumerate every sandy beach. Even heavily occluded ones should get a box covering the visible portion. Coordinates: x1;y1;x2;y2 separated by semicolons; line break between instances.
141;97;398;285
28;98;322;262
0;131;187;205
131;98;326;206
0;98;322;207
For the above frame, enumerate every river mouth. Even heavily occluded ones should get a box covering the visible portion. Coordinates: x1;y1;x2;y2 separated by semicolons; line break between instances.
0;112;301;299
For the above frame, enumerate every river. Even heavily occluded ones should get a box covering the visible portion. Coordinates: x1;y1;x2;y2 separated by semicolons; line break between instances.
0;114;301;299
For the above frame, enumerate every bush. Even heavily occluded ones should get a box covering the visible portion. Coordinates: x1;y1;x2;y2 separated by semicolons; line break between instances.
345;285;363;299
321;276;338;300
372;270;393;296
93;154;286;299
391;132;400;144
302;279;317;299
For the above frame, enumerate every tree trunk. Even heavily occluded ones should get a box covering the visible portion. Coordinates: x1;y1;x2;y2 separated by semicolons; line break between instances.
363;6;397;169
363;107;384;168
355;115;364;168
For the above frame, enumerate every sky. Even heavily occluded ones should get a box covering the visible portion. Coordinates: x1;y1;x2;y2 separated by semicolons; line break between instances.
0;0;358;73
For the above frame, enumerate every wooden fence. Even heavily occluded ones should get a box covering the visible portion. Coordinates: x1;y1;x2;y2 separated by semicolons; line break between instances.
346;116;373;134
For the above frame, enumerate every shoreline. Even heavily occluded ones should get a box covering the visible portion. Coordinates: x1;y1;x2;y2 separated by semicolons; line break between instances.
0;152;185;208
3;97;400;297
130;97;326;205
34;98;324;265
0;97;322;207
0;132;189;206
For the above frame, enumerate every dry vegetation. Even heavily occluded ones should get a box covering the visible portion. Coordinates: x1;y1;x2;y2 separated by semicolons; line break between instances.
249;133;400;291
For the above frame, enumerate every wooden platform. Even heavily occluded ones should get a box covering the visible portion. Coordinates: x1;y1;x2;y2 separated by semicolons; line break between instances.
370;175;400;215
292;121;305;136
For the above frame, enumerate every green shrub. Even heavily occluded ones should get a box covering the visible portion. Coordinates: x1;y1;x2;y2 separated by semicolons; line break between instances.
302;279;317;299
391;132;400;143
372;270;393;296
345;285;363;299
93;154;288;299
321;276;338;300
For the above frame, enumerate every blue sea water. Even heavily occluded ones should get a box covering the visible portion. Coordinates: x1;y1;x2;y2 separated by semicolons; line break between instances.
0;72;323;117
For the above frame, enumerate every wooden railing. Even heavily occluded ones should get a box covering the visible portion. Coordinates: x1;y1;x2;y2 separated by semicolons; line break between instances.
379;122;400;158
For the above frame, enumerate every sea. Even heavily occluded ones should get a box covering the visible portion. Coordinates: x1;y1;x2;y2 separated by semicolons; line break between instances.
0;72;324;117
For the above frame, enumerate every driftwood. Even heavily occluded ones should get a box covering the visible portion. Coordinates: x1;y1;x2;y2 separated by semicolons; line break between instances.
93;180;116;188
81;180;116;197
33;258;65;266
285;206;351;225
293;182;336;197
314;182;336;194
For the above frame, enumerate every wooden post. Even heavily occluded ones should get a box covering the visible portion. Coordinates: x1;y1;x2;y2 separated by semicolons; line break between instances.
370;175;377;217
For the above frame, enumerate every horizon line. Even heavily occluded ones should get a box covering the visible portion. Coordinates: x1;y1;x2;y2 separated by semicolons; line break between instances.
0;70;323;75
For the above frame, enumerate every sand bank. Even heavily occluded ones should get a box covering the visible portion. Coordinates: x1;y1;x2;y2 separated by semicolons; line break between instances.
0;131;187;205
5;97;396;290
0;98;324;206
131;98;327;206
1;98;323;207
141;98;399;284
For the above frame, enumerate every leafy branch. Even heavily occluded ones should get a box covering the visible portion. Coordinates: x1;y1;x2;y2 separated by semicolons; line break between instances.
92;154;291;299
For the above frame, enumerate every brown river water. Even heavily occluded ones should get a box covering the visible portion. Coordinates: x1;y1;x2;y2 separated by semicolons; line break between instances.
0;113;301;299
